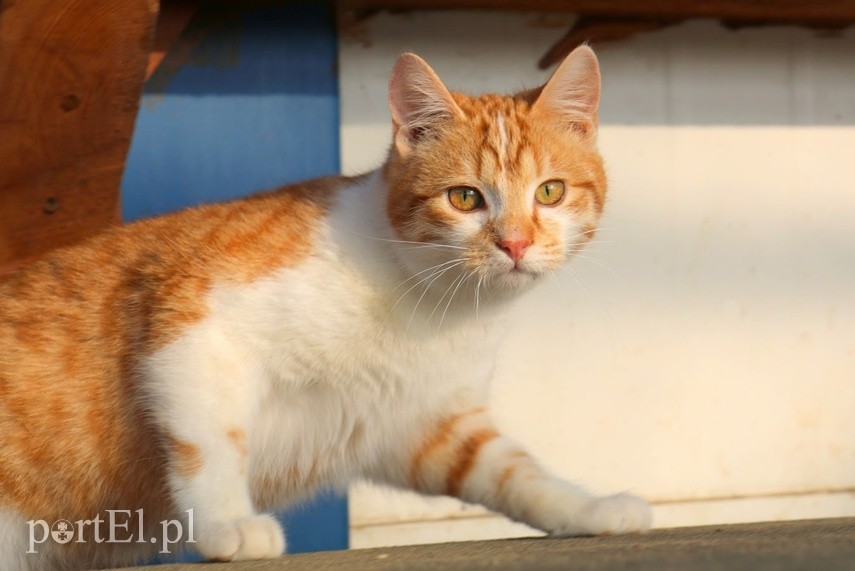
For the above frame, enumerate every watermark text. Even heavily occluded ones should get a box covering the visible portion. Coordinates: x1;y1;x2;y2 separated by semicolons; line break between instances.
27;509;194;554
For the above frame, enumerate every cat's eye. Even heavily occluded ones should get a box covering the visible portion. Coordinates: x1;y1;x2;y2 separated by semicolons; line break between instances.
448;187;485;211
535;180;565;206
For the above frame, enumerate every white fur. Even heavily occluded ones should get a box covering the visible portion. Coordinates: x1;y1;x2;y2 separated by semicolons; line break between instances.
0;510;31;571
1;170;649;569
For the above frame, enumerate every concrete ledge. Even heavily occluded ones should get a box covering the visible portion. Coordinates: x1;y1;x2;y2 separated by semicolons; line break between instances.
118;518;855;571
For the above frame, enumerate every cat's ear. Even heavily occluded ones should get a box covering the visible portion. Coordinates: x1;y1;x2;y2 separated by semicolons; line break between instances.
388;53;463;156
531;45;601;139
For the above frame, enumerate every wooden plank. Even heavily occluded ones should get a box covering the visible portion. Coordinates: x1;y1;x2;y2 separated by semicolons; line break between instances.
146;0;198;81
340;0;855;24
0;0;158;275
538;16;679;68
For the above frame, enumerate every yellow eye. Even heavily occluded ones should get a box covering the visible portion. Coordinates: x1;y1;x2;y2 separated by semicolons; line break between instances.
448;187;485;211
535;180;565;206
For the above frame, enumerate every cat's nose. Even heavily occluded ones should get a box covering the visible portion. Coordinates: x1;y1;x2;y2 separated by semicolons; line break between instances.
497;238;532;265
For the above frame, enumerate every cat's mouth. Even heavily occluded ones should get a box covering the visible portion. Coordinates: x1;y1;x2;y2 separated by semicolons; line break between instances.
503;259;541;277
498;265;540;285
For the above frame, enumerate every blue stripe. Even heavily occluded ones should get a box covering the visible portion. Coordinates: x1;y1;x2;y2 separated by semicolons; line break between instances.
121;2;348;558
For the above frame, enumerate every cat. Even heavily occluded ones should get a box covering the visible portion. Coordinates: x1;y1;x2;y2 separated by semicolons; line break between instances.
0;45;651;570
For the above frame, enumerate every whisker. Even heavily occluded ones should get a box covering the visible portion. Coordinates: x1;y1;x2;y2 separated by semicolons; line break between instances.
548;269;569;306
475;275;483;323
390;257;468;295
438;271;473;331
390;260;465;318
407;263;460;332
427;272;466;326
352;232;467;250
567;252;616;277
561;264;625;354
398;243;468;251
572;238;614;247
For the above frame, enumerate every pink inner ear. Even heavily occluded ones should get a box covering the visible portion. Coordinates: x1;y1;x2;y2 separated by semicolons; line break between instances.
533;45;601;133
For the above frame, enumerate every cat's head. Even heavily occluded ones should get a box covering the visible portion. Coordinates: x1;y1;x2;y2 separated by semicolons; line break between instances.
384;46;605;300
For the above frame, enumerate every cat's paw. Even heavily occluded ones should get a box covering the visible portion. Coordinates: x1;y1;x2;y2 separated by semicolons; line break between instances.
195;514;286;561
553;493;652;537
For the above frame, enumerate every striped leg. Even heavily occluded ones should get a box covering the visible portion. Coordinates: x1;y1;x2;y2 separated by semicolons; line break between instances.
405;406;651;536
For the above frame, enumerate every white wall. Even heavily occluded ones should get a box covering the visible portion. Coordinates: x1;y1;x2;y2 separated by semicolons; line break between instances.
339;12;855;547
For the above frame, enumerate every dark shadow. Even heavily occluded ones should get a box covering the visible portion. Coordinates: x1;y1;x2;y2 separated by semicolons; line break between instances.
146;2;337;97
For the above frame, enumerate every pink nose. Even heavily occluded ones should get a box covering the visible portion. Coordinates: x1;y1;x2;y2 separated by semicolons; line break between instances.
497;238;532;264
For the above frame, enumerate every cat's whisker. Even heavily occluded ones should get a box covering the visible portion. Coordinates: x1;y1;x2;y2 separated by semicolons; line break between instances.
579;259;616;277
566;252;617;277
475;275;483;323
568;248;607;258
390;257;468;295
560;266;594;309
390;259;465;318
562;264;626;356
567;244;609;253
482;273;496;302
399;243;468;251
352;232;467;250
438;271;474;331
548;269;570;307
568;228;612;240
568;242;608;253
571;238;614;247
577;225;617;232
406;262;461;332
426;271;467;326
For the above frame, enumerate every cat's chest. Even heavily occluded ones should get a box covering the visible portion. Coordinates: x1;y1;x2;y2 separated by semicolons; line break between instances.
246;328;497;506
213;254;501;390
211;251;504;497
262;321;497;424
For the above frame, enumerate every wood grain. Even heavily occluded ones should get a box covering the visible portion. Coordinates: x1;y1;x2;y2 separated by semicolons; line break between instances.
0;0;158;275
340;0;855;23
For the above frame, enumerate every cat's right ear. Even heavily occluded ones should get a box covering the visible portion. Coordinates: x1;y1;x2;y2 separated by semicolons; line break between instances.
388;53;462;156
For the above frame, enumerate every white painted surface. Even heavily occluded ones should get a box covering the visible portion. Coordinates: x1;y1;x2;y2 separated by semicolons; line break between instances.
352;491;855;548
339;12;855;545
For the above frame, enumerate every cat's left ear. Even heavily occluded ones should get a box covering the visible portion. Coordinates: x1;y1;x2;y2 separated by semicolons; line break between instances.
531;45;601;139
388;53;463;156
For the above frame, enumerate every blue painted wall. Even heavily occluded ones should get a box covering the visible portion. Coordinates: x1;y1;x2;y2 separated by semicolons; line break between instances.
123;3;339;216
121;2;348;556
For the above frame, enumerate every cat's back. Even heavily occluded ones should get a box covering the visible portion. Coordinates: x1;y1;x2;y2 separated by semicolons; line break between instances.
0;175;344;351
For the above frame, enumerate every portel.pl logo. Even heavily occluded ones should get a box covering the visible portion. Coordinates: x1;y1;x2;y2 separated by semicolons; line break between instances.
27;509;195;554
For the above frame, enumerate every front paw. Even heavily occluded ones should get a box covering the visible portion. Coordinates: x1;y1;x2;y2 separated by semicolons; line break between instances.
195;514;286;561
553;493;652;536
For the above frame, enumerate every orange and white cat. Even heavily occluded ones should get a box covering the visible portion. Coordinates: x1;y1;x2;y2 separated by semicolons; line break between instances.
0;46;650;570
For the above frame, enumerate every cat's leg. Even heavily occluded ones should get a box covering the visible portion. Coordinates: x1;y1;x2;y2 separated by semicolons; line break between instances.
144;327;285;561
387;405;651;536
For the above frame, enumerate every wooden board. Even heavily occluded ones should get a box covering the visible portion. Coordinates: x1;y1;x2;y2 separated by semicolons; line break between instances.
340;0;855;24
0;0;158;275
